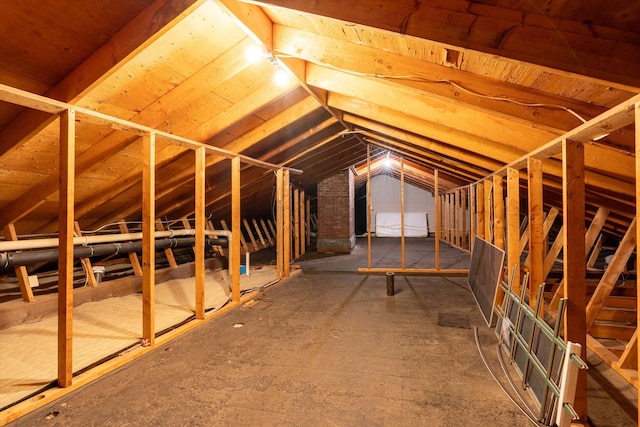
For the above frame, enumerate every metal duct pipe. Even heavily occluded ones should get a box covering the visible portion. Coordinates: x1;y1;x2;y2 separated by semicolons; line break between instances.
0;237;227;269
0;228;232;252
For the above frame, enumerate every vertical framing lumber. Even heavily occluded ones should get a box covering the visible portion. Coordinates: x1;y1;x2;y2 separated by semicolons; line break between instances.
283;170;291;276
454;188;460;247
141;132;156;347
477;182;485;240
506;168;521;292
195;147;205;320
231;157;241;302
461;187;467;250
635;102;640;423
401;156;405;269
562;139;587;420
527;157;544;310
493;175;505;250
367;144;371;269
119;220;143;276
469;184;475;253
4;224;36;302
484;179;493;243
300;190;305;256
276;169;284;278
293;187;300;259
434;170;440;270
448;193;454;244
58;108;75;387
305;197;311;247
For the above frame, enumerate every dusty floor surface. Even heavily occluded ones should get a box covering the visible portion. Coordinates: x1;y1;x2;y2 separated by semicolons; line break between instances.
7;238;638;426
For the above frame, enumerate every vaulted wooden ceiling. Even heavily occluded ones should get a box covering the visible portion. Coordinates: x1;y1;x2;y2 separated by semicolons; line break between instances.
0;0;638;237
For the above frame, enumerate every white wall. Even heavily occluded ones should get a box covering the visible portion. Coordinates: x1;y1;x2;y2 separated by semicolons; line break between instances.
370;175;435;235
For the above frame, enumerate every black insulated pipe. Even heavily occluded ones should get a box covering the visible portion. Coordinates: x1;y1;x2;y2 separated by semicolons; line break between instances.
0;237;227;268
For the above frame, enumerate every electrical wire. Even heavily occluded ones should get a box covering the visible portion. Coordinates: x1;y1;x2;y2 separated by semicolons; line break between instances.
282;55;589;124
496;342;539;420
81;214;214;234
473;326;544;426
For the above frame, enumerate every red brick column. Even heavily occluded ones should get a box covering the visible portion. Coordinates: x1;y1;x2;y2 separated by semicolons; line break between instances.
317;169;355;253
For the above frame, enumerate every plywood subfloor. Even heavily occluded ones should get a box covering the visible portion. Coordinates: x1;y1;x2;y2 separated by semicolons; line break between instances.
0;267;277;409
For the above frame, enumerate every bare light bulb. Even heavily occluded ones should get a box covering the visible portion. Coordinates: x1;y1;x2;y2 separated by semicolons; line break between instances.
274;68;290;86
245;44;264;64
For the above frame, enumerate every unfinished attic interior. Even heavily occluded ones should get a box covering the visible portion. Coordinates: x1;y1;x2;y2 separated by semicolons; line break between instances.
0;0;639;425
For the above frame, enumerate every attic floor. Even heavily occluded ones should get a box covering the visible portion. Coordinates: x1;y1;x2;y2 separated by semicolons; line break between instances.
8;238;637;426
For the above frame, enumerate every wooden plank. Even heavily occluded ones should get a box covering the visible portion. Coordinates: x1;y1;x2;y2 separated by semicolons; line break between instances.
596;308;637;324
461;188;467;250
562;139;587;420
262;0;640;89
141;132;156;347
454;188;460;248
58;109;75;387
476;181;485;240
401;157;405;269
74;222;98;287
293;188;300;259
243;219;259;252
589;324;636;341
544;225;564;279
587;335;638;387
545;207;609;311
527;157;544;310
493;175;505;250
586;234;604;269
231;157;241;302
617;331;638;370
259;219;274;246
636;102;640;416
0;0;205;159
118;220;143;277
585;208;610;252
267;219;277;241
276;169;284;278
283;170;291;276
358;268;468;275
468;183;475;254
367;144;372;269
506;168;520;293
300;190;305;256
252;218;267;249
3;224;35;302
586;218;637;329
450;192;454;245
195;147;205;320
305;197;311;247
434;170;440;270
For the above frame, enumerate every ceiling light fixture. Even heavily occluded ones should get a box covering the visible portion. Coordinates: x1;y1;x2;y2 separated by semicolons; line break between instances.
244;44;265;64
592;132;609;141
274;68;290;87
383;152;393;168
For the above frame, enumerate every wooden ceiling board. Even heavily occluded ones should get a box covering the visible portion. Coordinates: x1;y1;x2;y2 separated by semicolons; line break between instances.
0;0;156;90
474;0;640;33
